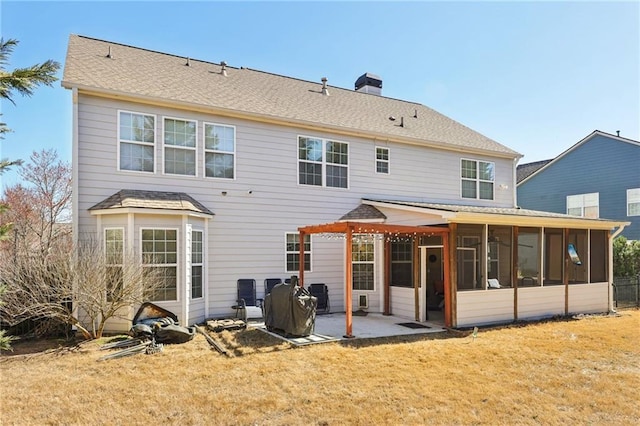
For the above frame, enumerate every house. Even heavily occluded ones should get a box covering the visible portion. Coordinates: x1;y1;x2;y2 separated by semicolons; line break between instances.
62;35;628;335
517;131;640;241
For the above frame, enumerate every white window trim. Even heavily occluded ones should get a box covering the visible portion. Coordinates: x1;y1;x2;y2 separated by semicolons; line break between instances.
203;122;236;180
140;227;180;302
627;188;640;217
285;232;312;273
190;229;204;300
297;135;349;189
162;116;198;177
117;110;156;173
375;146;390;175
352;234;376;292
104;227;125;302
104;227;125;266
460;158;495;201
567;192;599;218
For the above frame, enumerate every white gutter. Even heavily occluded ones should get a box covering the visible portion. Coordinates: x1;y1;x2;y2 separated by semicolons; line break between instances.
610;223;628;240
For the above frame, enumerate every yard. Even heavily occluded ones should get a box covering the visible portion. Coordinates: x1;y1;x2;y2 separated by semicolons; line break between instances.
1;310;639;425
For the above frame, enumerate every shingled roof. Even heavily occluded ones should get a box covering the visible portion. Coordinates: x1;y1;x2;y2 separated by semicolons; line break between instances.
89;190;213;215
516;159;552;183
62;34;520;158
339;204;387;222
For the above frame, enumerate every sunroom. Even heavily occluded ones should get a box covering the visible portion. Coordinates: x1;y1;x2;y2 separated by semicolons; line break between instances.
299;199;628;336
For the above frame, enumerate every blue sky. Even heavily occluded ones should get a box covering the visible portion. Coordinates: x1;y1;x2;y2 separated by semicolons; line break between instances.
1;1;639;188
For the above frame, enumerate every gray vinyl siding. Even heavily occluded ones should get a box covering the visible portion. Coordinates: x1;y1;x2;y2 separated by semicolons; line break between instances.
76;94;517;323
517;134;640;240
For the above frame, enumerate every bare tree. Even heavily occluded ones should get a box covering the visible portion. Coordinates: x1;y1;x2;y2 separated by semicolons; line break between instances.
0;149;72;260
0;237;164;340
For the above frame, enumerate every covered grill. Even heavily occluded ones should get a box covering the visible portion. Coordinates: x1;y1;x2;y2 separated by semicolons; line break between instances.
264;278;317;337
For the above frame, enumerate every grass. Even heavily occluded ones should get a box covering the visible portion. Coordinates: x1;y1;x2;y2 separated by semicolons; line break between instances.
1;310;639;425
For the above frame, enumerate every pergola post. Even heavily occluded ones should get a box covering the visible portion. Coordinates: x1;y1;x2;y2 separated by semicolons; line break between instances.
512;226;519;321
413;236;420;321
442;231;451;328
298;230;305;288
345;225;354;338
384;238;390;315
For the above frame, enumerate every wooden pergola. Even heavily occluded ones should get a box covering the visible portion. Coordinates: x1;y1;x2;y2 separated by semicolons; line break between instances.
298;221;451;337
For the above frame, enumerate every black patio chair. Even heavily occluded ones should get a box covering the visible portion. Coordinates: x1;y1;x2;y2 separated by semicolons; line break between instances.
264;278;282;296
308;283;330;314
233;279;263;321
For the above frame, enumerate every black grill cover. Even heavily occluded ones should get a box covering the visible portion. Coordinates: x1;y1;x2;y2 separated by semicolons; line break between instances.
264;282;317;337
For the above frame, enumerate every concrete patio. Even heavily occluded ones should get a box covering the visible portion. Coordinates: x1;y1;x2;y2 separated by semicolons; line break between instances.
253;311;447;346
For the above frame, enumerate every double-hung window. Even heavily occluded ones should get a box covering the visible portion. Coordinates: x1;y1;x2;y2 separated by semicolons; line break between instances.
627;188;640;216
298;136;348;188
164;117;196;176
191;230;203;299
105;228;124;301
461;159;494;200
142;229;178;301
567;193;599;218
204;123;235;179
285;233;311;273
119;111;155;172
376;147;390;174
352;235;375;291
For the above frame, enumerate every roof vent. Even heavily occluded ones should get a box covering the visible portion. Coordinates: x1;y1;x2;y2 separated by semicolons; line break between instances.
321;77;329;96
220;61;228;76
185;57;191;67
106;45;112;59
355;72;382;96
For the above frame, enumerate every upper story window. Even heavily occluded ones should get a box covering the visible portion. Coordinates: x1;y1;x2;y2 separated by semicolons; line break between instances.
567;193;599;218
204;123;235;179
119;111;155;172
285;232;311;273
163;117;196;176
461;159;494;200
298;136;348;188
627;188;640;216
376;147;390;174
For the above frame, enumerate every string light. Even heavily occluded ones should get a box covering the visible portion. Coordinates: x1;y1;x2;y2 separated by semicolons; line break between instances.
316;230;440;243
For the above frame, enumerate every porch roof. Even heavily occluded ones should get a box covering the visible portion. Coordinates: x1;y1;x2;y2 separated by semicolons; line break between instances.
88;189;214;217
362;199;630;230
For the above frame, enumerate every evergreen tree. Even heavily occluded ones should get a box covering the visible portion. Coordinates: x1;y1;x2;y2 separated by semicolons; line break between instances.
0;38;59;350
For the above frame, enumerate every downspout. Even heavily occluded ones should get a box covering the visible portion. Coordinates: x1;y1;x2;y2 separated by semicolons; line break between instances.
609;224;628;312
71;87;79;328
512;157;519;207
183;219;190;326
71;87;79;243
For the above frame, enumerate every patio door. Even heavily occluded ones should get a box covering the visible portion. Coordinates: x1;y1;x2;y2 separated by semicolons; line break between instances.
420;245;444;322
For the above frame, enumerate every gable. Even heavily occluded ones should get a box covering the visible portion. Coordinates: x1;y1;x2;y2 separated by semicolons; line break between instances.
518;131;640;186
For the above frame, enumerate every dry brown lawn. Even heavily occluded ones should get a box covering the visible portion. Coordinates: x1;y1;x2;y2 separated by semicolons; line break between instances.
1;310;639;426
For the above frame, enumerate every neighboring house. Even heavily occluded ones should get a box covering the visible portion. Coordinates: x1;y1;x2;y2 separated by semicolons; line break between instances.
62;35;628;335
518;130;640;241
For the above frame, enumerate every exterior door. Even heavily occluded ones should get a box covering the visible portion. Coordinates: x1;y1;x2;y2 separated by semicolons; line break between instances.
420;245;444;322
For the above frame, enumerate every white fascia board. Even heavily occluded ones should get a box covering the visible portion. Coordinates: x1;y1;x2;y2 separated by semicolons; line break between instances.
89;207;212;219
